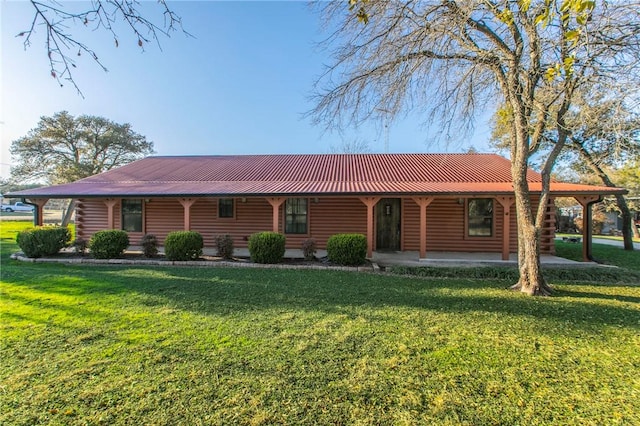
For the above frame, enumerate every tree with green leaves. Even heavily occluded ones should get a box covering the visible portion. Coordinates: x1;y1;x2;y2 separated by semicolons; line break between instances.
615;160;640;203
10;111;154;185
492;87;640;248
10;111;154;225
312;0;640;295
599;159;640;238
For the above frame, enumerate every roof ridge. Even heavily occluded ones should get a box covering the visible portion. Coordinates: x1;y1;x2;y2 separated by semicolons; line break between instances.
147;152;502;158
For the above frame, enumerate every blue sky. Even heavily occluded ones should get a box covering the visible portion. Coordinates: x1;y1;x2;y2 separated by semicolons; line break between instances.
1;1;494;180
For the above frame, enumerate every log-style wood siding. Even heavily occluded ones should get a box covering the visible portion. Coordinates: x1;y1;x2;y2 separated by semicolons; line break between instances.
75;195;555;254
75;199;115;239
288;197;367;249
77;198;274;247
401;198;519;253
190;198;272;247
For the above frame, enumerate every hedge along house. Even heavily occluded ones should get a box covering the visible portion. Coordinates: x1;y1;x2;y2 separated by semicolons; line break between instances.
7;153;626;261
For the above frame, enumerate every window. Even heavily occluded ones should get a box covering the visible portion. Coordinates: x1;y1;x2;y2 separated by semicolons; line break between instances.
121;199;143;232
285;198;308;234
219;198;234;218
468;198;493;237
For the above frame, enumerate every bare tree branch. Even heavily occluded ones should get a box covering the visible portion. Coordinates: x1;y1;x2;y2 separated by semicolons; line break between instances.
17;0;189;96
311;0;640;294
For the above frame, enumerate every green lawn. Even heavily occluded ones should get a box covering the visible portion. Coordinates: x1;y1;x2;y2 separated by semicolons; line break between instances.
2;222;639;425
555;239;640;272
557;233;640;244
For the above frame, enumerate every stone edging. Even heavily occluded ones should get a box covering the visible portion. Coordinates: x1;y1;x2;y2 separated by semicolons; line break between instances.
9;252;376;273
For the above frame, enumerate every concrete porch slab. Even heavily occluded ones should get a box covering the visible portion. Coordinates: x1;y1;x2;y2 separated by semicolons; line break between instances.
196;247;589;268
371;250;591;268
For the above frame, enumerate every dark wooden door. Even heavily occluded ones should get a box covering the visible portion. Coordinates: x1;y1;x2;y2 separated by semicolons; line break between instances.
376;198;401;251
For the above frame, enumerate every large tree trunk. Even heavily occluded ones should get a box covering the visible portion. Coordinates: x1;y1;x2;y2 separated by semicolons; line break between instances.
615;194;635;251
509;104;553;296
510;177;553;296
61;199;76;227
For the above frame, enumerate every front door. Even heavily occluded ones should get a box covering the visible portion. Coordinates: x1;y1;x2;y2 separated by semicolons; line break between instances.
376;198;401;251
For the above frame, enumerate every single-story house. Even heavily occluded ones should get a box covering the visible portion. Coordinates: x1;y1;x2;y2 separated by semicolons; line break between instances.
7;153;626;261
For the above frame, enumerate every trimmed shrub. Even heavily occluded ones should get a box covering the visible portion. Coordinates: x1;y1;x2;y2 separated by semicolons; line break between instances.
326;233;367;266
215;234;234;260
302;238;317;260
248;231;285;264
164;231;203;261
16;226;71;258
89;230;130;259
140;234;159;258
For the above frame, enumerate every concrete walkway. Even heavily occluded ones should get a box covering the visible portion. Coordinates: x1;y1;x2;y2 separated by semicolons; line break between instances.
189;246;600;268
370;250;590;268
592;237;640;250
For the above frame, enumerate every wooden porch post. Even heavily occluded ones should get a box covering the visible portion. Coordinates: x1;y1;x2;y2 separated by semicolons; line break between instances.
30;199;49;226
575;195;602;262
179;198;196;231
103;199;118;229
411;197;434;259
266;197;286;233
495;196;515;261
359;197;381;258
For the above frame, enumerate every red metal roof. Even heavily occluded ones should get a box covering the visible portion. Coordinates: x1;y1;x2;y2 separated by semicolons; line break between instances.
8;154;626;198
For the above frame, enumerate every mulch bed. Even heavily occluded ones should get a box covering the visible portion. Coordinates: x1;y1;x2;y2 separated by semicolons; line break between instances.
12;249;373;271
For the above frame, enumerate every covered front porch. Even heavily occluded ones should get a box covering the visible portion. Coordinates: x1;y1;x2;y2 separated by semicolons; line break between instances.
21;192;601;263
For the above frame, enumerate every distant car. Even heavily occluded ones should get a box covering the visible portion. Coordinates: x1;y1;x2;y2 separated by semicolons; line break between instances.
1;202;34;213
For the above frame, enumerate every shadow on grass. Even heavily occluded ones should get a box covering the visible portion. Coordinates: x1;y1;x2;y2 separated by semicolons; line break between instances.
389;265;640;286
553;288;640;305
3;261;639;334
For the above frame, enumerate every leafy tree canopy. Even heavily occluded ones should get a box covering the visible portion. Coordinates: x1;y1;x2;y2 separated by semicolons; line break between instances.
10;111;154;184
615;160;640;199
